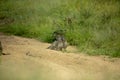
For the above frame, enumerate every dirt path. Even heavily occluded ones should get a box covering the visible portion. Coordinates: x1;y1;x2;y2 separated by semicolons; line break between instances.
0;33;120;80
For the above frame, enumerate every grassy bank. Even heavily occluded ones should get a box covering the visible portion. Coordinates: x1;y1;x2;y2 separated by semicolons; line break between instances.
0;0;120;57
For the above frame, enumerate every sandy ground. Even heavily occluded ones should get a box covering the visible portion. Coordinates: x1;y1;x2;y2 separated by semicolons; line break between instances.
0;33;120;80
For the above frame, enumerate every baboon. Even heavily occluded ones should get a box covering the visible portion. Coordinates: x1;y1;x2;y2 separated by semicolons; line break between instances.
47;30;68;51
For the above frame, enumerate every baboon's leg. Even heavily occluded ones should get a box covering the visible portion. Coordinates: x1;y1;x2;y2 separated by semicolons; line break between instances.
63;41;68;49
62;41;68;51
47;41;58;50
56;41;64;51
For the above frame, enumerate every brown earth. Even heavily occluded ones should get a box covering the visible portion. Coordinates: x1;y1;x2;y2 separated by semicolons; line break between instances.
0;33;120;80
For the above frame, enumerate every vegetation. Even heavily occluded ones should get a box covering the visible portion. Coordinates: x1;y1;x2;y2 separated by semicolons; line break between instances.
0;0;120;57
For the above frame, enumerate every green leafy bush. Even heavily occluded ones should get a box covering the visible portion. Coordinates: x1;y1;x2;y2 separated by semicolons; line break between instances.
0;0;120;57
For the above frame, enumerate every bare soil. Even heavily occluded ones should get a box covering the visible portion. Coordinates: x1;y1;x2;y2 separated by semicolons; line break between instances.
0;33;120;80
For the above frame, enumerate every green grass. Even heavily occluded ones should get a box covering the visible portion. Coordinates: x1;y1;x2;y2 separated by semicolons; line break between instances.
0;0;120;57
